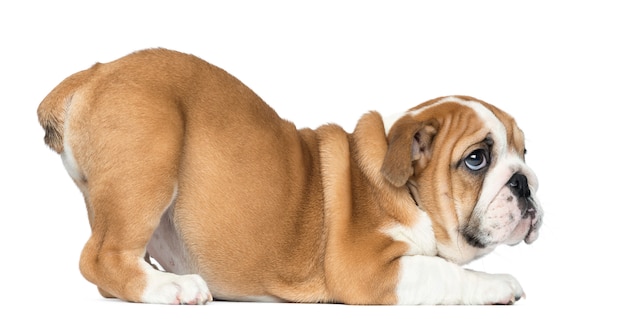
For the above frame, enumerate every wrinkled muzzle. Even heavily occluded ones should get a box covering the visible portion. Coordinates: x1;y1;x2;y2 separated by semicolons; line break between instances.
464;173;543;248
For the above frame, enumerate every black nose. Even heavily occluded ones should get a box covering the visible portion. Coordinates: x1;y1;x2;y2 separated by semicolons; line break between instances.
508;173;530;198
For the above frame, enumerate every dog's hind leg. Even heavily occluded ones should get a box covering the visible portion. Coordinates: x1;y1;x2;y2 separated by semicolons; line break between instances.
66;96;211;305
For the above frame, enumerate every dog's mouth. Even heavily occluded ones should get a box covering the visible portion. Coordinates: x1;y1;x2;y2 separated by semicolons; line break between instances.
506;197;542;246
463;182;544;249
521;199;542;244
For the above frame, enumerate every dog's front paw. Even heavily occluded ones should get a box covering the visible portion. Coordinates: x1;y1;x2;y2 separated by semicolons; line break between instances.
467;272;525;305
142;270;212;305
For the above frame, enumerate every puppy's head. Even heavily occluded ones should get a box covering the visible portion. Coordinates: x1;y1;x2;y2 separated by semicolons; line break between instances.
382;96;543;264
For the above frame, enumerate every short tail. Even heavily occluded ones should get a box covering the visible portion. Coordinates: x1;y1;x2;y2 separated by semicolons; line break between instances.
37;64;99;153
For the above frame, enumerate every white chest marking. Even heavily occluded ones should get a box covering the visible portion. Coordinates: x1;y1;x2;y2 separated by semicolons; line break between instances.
384;209;437;256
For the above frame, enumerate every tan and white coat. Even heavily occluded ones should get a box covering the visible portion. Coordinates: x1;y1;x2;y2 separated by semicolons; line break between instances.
38;48;543;305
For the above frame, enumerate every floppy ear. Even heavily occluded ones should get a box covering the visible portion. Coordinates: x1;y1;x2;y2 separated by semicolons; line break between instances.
381;119;438;187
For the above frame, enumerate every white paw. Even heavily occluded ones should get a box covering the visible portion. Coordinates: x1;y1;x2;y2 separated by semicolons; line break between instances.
468;272;525;305
142;269;212;305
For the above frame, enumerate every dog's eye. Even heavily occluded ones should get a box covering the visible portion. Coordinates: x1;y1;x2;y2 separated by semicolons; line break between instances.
464;149;489;171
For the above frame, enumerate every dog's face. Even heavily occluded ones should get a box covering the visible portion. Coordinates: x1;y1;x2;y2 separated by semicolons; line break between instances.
382;96;543;264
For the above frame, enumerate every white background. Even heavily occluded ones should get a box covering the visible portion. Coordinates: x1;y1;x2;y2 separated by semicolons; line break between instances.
2;1;624;318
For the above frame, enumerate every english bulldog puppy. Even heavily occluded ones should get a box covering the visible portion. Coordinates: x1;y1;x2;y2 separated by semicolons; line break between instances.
38;48;543;305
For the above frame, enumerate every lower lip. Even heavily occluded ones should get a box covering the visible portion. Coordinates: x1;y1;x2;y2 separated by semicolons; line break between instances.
524;228;538;244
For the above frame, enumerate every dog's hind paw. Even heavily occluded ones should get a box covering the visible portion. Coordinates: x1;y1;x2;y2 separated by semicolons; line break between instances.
141;270;212;305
